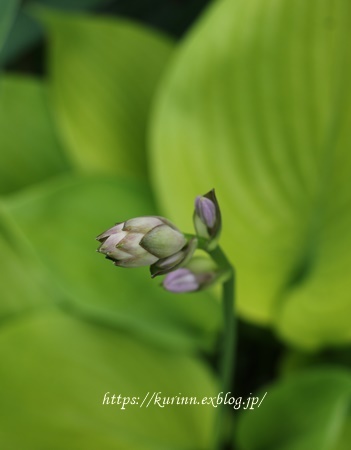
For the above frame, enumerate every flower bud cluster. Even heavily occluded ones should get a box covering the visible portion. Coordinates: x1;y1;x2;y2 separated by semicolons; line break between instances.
96;190;222;293
96;216;187;269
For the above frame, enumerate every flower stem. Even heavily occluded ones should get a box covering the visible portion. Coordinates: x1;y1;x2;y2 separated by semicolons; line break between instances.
209;246;236;449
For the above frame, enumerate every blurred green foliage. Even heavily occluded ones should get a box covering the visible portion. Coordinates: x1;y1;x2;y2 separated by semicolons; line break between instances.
150;0;351;350
38;9;174;178
1;0;351;449
0;310;216;449
0;75;68;193
237;368;351;450
0;0;18;53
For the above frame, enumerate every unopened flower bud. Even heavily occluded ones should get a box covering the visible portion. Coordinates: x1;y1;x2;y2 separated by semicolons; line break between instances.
163;268;199;293
195;197;216;228
150;237;197;278
163;256;218;293
193;189;221;250
96;216;187;268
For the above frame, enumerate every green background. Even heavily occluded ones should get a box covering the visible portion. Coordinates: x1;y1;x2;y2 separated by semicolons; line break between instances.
1;0;351;448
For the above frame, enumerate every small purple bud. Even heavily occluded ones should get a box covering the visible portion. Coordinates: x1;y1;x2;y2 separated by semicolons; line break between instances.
193;189;221;250
163;268;199;293
195;196;216;228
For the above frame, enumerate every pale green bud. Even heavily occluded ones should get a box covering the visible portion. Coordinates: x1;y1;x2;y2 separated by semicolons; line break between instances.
96;216;187;268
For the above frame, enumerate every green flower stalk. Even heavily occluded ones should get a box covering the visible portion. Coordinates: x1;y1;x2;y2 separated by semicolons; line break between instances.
96;190;235;450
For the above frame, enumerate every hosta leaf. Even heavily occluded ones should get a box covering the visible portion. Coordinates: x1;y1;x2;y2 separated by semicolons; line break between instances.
236;368;351;450
36;9;174;178
5;175;220;351
150;0;351;348
0;75;68;194
0;203;51;321
0;310;217;449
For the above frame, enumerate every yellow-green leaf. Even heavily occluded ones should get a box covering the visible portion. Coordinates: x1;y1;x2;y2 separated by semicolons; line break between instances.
0;310;217;449
37;9;174;178
150;0;351;349
0;75;68;194
0;203;51;321
236;368;351;450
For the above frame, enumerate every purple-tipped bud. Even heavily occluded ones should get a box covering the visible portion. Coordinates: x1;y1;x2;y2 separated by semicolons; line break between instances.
195;197;216;228
163;256;219;293
96;216;187;268
163;268;199;293
193;189;221;250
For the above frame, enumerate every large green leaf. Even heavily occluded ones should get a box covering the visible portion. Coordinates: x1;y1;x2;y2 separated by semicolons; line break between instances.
0;0;18;53
0;203;51;321
236;368;351;450
0;309;217;449
36;9;174;178
150;0;351;348
5;175;220;351
0;75;68;194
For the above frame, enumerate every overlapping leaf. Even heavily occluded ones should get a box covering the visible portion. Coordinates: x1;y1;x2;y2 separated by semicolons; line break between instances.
37;9;174;178
236;368;351;450
0;310;217;449
0;204;51;321
0;75;68;194
150;0;351;348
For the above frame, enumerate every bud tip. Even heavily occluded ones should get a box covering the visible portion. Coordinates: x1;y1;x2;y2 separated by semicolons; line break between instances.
163;268;199;293
195;196;216;228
